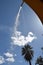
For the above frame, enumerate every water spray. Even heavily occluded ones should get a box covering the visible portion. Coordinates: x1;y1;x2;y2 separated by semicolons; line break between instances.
11;1;24;45
13;1;24;37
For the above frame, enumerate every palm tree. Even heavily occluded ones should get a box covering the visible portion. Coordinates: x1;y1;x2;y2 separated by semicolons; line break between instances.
35;56;43;65
22;44;34;65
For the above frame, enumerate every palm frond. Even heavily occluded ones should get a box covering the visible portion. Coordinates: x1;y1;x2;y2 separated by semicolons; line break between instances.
36;56;43;65
22;47;26;55
21;44;34;63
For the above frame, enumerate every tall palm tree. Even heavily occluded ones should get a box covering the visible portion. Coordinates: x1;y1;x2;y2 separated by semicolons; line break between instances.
22;44;34;65
35;56;43;65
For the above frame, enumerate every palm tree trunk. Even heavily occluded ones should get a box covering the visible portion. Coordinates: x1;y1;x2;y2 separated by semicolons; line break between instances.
29;60;31;65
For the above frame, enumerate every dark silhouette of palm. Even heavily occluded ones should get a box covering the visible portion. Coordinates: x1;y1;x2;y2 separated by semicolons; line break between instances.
35;56;43;65
22;44;34;65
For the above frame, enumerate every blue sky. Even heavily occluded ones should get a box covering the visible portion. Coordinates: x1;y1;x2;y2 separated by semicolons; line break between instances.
0;0;43;65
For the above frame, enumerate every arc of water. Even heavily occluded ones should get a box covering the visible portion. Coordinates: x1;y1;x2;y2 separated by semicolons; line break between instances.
14;6;22;37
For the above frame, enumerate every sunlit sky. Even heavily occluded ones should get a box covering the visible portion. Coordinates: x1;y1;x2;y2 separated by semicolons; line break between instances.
0;0;43;65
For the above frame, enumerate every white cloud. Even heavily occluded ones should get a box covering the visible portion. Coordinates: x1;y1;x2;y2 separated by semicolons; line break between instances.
11;31;37;46
6;57;15;62
28;32;33;36
4;52;13;58
0;56;5;64
4;52;15;63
